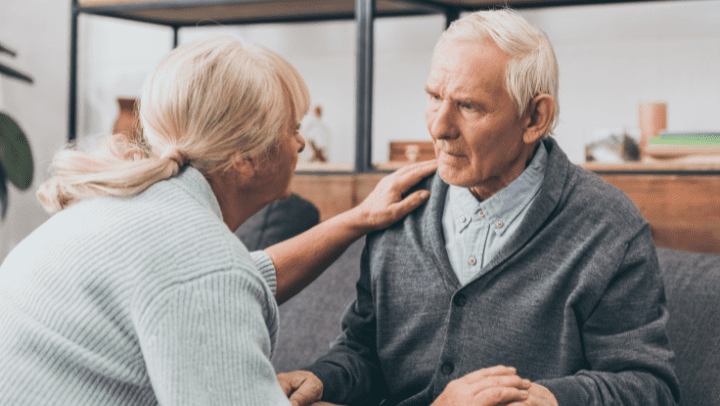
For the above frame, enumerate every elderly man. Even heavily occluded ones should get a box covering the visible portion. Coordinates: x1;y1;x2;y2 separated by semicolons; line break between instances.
279;9;679;406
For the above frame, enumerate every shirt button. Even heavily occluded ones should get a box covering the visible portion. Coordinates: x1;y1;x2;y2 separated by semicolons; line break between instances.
496;221;503;228
468;256;477;265
460;216;467;223
453;294;467;307
441;362;454;375
477;210;485;217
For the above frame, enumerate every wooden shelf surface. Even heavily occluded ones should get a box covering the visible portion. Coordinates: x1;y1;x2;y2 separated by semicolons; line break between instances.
293;160;720;254
76;0;440;25
75;0;670;26
581;155;720;173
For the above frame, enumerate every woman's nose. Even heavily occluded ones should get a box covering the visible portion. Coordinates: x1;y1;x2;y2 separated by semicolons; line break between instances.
296;133;306;153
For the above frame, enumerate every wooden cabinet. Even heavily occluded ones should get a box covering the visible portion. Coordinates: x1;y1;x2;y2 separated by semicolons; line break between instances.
584;160;720;254
293;160;720;254
291;173;385;222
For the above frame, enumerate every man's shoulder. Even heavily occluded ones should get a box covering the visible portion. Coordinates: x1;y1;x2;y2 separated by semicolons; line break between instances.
366;172;441;242
562;163;647;228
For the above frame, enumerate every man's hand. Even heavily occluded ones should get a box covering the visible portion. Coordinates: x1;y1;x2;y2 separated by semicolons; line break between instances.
351;159;437;233
431;365;532;406
506;382;558;406
277;370;323;406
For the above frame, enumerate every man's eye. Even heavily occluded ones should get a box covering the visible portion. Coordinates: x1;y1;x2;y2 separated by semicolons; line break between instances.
460;103;474;111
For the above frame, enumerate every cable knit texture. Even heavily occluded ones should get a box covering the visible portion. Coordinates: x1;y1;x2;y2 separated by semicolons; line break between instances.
0;166;290;405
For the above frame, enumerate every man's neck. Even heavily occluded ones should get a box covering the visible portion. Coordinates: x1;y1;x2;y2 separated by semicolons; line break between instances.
469;141;541;202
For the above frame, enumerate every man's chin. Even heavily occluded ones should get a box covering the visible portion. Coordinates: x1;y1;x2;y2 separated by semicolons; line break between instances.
438;165;477;188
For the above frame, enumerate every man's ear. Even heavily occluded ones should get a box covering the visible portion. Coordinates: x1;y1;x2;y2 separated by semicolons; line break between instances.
523;94;555;144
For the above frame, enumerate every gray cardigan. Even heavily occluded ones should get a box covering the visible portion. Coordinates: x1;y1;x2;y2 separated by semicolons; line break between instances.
306;137;679;406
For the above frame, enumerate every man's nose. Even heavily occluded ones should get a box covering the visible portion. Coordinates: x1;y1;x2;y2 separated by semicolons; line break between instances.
429;101;458;140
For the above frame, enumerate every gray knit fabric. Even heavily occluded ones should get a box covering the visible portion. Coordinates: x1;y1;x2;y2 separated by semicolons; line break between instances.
0;166;290;405
307;137;679;406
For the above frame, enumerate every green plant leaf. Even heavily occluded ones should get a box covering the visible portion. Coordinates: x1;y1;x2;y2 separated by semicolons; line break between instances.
0;164;8;220
0;62;33;84
0;41;17;57
0;112;33;190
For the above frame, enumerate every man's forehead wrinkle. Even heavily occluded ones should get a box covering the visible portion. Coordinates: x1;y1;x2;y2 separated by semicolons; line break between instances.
430;53;499;105
427;66;486;103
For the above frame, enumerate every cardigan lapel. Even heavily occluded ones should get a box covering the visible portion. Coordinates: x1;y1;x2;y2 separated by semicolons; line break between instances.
421;173;463;291
468;137;570;282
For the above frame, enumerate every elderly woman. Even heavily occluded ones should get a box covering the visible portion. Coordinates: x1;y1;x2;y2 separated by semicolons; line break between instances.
0;36;435;405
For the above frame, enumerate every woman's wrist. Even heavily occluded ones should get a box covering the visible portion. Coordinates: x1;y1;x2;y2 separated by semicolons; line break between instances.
330;206;374;240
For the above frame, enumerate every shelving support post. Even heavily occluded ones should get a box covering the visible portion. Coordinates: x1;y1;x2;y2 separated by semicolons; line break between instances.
355;0;375;173
68;0;80;142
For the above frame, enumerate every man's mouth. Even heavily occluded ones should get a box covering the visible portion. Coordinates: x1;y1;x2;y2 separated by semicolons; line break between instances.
435;140;463;157
440;148;463;157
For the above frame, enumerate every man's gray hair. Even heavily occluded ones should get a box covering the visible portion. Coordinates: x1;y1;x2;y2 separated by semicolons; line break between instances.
436;9;559;137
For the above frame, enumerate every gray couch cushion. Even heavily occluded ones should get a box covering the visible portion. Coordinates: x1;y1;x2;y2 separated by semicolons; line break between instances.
235;194;320;251
272;238;364;373
656;248;720;406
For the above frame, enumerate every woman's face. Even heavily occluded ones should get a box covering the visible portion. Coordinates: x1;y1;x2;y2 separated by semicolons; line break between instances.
256;120;306;202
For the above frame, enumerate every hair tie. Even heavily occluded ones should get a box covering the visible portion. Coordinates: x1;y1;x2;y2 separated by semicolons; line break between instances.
160;148;187;166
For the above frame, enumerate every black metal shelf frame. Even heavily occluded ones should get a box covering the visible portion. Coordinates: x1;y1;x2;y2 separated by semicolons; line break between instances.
68;0;461;173
68;0;660;173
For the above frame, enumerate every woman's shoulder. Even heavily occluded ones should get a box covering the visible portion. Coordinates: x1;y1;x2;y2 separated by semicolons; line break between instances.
87;178;269;298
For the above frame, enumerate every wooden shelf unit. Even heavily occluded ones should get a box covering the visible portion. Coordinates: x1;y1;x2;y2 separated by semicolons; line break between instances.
69;0;666;171
75;0;440;26
582;160;720;255
292;159;720;254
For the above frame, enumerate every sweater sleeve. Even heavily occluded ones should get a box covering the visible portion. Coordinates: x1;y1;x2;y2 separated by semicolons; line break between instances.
251;250;277;296
135;269;290;406
305;242;389;406
537;225;680;406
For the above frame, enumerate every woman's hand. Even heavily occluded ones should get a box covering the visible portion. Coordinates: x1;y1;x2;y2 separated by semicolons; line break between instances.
349;159;437;234
268;159;437;305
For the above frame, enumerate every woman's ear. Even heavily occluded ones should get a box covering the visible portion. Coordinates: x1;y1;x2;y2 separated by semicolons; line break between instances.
523;94;555;144
229;152;257;181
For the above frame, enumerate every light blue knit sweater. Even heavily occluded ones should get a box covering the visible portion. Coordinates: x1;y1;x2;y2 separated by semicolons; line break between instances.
0;166;291;405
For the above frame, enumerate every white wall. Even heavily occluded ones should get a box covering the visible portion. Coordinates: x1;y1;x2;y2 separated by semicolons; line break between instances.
77;1;720;167
0;0;70;261
521;1;720;161
77;15;445;165
77;15;172;149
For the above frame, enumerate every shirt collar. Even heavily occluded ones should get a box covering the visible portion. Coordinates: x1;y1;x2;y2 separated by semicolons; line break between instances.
447;142;548;237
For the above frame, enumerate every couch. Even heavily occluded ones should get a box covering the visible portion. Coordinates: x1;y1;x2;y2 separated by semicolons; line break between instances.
238;198;720;405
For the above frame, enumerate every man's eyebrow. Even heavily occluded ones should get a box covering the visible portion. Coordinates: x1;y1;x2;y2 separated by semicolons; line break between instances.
424;86;480;106
455;97;476;105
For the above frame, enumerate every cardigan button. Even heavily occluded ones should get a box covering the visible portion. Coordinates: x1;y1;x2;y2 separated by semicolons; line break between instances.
441;362;454;375
453;294;467;307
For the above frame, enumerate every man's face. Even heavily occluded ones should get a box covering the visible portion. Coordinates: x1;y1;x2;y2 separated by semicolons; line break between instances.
425;40;532;200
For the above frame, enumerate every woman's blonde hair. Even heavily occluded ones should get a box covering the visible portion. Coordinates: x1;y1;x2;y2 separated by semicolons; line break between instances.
38;36;310;212
437;9;559;137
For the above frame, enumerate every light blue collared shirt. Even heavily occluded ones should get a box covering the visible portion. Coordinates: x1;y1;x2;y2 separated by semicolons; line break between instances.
442;142;548;285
